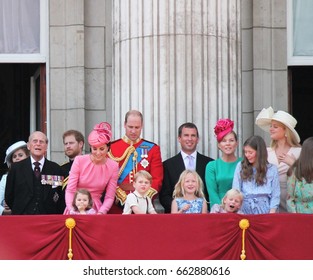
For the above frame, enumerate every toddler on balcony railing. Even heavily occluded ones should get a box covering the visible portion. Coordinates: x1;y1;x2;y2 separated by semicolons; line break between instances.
69;188;96;215
210;189;243;214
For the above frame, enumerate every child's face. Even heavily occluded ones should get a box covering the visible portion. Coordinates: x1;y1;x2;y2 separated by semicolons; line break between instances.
133;175;151;195
182;173;198;195
223;195;242;213
75;193;90;210
244;145;257;166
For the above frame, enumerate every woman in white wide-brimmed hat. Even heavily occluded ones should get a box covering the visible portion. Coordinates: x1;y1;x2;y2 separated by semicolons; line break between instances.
0;141;30;215
255;107;301;212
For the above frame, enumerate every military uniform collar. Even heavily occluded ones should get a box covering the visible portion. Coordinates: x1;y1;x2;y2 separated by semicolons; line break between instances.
122;135;142;145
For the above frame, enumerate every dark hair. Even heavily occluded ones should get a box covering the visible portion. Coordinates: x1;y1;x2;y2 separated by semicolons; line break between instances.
288;137;313;183
178;122;199;137
8;146;30;168
10;147;30;162
241;135;268;185
63;130;85;145
72;188;93;211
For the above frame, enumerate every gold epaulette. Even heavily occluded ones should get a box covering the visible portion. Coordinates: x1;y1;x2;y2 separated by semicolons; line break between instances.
115;187;127;205
146;187;158;199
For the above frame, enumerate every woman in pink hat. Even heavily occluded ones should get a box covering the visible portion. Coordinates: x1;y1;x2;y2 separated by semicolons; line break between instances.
205;119;242;208
64;122;119;214
255;107;301;212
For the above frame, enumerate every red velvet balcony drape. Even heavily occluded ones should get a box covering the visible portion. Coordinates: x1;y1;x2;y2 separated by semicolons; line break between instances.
0;213;312;260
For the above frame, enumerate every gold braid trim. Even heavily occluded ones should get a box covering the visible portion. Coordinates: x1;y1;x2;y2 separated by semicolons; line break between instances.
62;176;69;190
108;141;141;205
108;145;136;178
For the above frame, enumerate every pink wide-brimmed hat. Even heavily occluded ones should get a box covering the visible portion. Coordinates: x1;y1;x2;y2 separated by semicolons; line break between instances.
88;122;112;148
214;118;234;142
255;106;300;143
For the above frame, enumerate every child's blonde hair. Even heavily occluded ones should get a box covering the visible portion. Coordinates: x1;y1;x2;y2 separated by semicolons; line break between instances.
221;189;243;209
172;170;206;199
72;188;93;211
134;170;152;183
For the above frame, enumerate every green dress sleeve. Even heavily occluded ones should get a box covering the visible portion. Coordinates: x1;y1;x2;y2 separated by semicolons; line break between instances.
205;161;222;206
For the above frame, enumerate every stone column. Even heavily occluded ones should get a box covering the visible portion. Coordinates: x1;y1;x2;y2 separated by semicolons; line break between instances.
113;0;241;160
49;0;85;163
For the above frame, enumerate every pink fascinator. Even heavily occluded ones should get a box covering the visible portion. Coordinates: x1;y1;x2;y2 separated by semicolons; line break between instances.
88;122;112;147
214;119;234;142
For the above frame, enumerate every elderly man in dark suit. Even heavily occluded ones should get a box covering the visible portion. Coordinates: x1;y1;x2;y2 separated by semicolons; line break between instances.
159;123;214;213
5;131;65;214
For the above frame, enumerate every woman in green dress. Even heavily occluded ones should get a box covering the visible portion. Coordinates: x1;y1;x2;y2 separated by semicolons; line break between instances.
205;119;242;207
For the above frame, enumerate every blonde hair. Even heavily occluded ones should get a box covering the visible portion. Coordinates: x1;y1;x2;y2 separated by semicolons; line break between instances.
134;170;152;183
270;123;300;148
221;189;243;209
172;170;206;199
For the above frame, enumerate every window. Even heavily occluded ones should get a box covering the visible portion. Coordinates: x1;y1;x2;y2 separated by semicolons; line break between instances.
0;0;47;62
287;0;313;65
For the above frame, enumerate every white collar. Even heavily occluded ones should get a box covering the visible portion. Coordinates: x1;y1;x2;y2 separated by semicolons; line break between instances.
133;190;148;198
30;156;45;167
181;151;197;160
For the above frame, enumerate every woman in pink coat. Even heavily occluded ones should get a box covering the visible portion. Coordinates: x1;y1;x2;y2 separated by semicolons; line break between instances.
64;122;119;214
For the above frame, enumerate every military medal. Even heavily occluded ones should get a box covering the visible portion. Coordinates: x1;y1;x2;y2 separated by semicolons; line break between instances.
140;158;149;168
140;146;149;168
141;148;148;158
41;175;64;187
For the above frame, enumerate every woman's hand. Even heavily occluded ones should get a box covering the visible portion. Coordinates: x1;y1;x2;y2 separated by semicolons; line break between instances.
280;153;296;166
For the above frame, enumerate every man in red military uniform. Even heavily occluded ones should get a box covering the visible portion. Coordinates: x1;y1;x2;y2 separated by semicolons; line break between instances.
108;110;163;213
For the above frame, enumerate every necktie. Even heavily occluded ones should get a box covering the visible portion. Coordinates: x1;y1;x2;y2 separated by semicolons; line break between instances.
33;162;41;178
187;155;195;170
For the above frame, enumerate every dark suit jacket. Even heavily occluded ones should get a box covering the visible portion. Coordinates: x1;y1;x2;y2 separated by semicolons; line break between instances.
5;157;65;214
60;160;74;178
159;152;214;213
